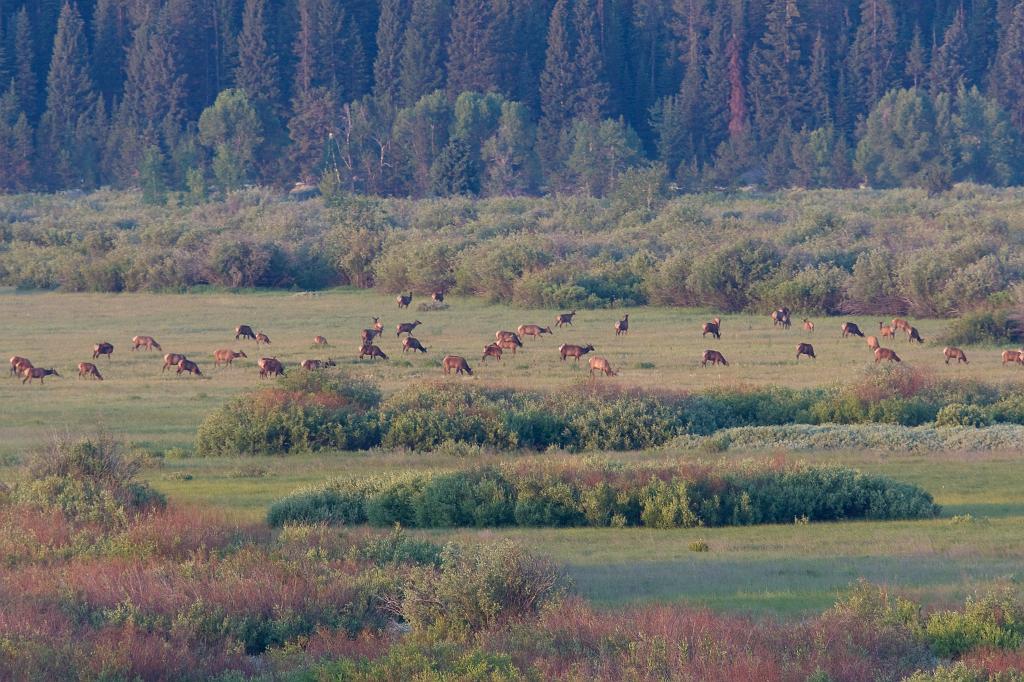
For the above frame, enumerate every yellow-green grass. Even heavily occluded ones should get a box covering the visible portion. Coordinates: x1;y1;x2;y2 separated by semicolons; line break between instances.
1;287;1021;457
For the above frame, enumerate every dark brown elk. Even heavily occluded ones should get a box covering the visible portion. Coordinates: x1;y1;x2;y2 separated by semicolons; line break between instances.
162;353;187;372
497;337;521;355
517;324;553;340
771;307;791;328
431;290;445;303
301;358;336;371
554;310;576;328
402;336;427;353
78;362;103;380
234;325;256;341
397;292;413;308
313;335;329;346
841;322;865;338
22;367;60;384
866;335;880;351
702;317;721;339
213;349;247;367
92;342;114;359
803;319;814;333
255;332;271;346
589;356;617;377
359;343;388;360
874;347;901;363
907;327;924;344
131;335;161;351
9;356;31;377
257;357;284;377
701;350;728;367
559;343;594;363
482;343;503;362
614;314;629;336
177;359;202;376
397;320;422;337
442;355;473;375
892;318;911;333
1001;350;1023;366
879;322;896;339
943;347;968;364
361;328;380;344
796;343;816;359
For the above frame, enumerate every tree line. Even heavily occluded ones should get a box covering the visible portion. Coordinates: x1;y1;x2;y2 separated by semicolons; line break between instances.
4;0;1024;197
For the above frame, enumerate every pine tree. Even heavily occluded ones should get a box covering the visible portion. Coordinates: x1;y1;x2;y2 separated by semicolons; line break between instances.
430;138;478;195
808;32;831;128
120;19;187;155
482;100;539;195
699;3;732;159
445;0;501;96
0;80;34;191
292;0;316;98
848;0;897;111
40;1;98;188
990;1;1024;129
399;0;450;107
631;0;679;142
12;8;36;120
236;0;280;108
747;0;808;142
92;0;128;104
538;0;574;153
572;0;609;121
905;25;927;88
372;0;406;114
929;8;968;96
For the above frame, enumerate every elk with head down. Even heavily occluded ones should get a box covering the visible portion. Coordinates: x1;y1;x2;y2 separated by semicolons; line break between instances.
162;353;187;373
78;362;103;380
907;327;924;344
796;343;816;359
589;356;617;377
497;336;522;355
359;343;388;360
879;322;896;339
22;367;60;384
841;322;865;338
397;292;413;308
559;343;594;363
257;357;284;377
517;324;553;340
131;335;161;351
866;335;880;351
495;330;523;345
234;325;256;341
313;335;329;347
213;349;247;367
301;358;336;371
177;359;202;376
803;318;814;333
614;314;629;336
554;310;576;328
397;320;422;337
701;350;728;367
402;336;427;353
892;318;912;334
771;307;791;328
702;317;721;339
255;332;271;346
1001;350;1023;366
943;347;968;364
482;343;503;362
442;355;473;375
92;342;114;360
874;347;901;363
9;356;31;377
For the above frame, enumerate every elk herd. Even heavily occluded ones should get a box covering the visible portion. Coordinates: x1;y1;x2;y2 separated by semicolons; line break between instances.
5;298;1023;388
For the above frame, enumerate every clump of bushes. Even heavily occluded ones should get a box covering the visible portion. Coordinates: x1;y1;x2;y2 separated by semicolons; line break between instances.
267;459;939;529
941;308;1022;346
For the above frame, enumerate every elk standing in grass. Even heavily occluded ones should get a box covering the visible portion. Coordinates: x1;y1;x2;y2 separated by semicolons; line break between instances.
803;319;814;333
359;343;388;360
559;343;594;363
874;348;901;363
213;349;247;367
497;337;522;355
313;335;329;347
397;292;412;308
443;355;473;375
397;320;422;337
944;347;968;364
879;323;896;340
589;356;617;377
841;322;865;338
554;310;576;328
162;353;187;372
402;336;427;353
9;356;31;377
796;343;816;359
771;307;791;328
907;327;924;344
702;350;728;367
431;290;445;303
1001;350;1023;366
132;335;161;351
255;332;271;346
866;336;880;351
482;343;503;362
257;357;284;377
93;342;114;360
22;367;59;384
373;317;383;335
702;318;721;339
361;328;380;344
517;324;553;340
614;314;629;335
301;358;336;371
177;359;202;376
892;318;911;334
234;325;256;341
78;362;103;380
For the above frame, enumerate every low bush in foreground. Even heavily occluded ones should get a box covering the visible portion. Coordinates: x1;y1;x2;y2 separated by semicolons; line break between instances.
267;459;939;529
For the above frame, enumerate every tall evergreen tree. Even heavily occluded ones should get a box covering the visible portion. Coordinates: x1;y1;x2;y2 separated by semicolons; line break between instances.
372;0;406;114
236;0;280;109
0;80;34;191
12;8;35;120
445;0;502;96
538;0;574;158
847;0;897;111
92;0;129;104
572;0;609;121
929;7;967;96
747;0;809;142
399;0;450;107
905;24;927;88
991;1;1024;129
808;31;831;127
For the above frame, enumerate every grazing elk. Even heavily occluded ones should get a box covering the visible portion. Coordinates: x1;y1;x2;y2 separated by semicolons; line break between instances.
517;324;553;340
361;328;380;344
771;307;791;328
702;317;721;339
803;318;814;333
177;359;202;376
874;347;901;363
943;347;968;364
907;327;924;344
431;290;445;303
22;367;60;384
255;332;271;346
442;355;473;375
1001;350;1023;366
614;314;629;336
257;357;284;378
796;343;816;359
482;343;503;362
313;335;329;347
701;350;728;367
397;320;422;337
879;323;896;339
397;292;413;308
892;318;912;333
213;349;247;367
131;335;161;351
589;356;617;377
358;343;388;360
78;362;103;380
554;310;576;328
559;343;594;363
301;358;336;371
234;325;256;341
402;336;427;353
841;322;865;338
866;335;880;351
9;356;31;377
497;337;522;355
162;353;187;372
92;342;114;360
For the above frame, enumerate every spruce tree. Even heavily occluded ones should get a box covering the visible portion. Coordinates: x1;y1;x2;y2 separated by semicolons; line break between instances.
990;1;1024;129
92;0;128;104
808;31;831;128
372;0;406;114
0;80;34;191
747;0;808;142
929;8;968;96
12;8;35;120
236;0;280;108
399;0;450;107
445;0;501;96
905;25;927;88
848;0;897;111
538;0;574;153
572;0;609;121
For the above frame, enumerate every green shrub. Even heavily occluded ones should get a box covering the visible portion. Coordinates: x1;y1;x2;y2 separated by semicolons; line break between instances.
942;309;1022;346
935;403;993;428
925;590;1024;658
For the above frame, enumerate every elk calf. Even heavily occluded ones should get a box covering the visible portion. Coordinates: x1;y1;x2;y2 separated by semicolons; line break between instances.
93;342;114;359
162;353;187;373
22;367;59;384
402;336;427;353
482;343;503;362
359;343;388;360
78;362;103;380
701;350;728;367
866;335;880;351
702;318;721;339
397;292;413;308
257;357;284;378
841;322;865;338
177;359;202;376
907;327;924;344
517;324;553;340
234;325;256;341
443;355;473;375
559;343;594;363
313;335;329;346
589;356;617;377
213;349;247;367
874;347;901;363
614;314;629;336
131;335;161;351
879;323;896;339
943;347;968;364
1001;350;1023;366
892;318;911;333
554;310;576;328
803;318;814;333
301;358;336;371
397;320;422;336
796;343;816;359
9;356;31;377
255;332;271;346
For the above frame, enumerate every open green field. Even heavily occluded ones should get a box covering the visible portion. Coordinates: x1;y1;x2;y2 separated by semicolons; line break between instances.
2;287;1020;457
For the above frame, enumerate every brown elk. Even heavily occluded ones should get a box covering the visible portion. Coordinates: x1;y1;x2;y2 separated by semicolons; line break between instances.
907;327;924;344
234;325;256;341
431;290;445;303
22;367;60;384
162;353;187;372
943;347;968;364
874;347;901;363
796;343;816;359
493;337;519;355
301;358;336;371
213;349;247;367
402;336;427;353
701;350;728;367
517;324;553;340
892;318;911;333
442;355;473;375
495;330;522;344
257;357;284;378
397;320;422;337
771;307;791;328
397;292;413;308
92;342;114;360
9;356;31;377
359;343;388;360
177;359;202;376
1001;350;1023;366
361;328;380;344
313;335;329;346
554;310;576;328
131;335;161;351
78;362;103;380
702;318;721;339
589;356;617;377
482;343;503;362
614;314;629;336
841;322;865;338
866;335;880;351
560;343;595;363
255;332;271;346
373;317;383;335
879;323;896;339
802;318;814;333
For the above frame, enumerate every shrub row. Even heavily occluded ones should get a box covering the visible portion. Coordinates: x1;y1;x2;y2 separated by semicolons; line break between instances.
266;460;939;529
